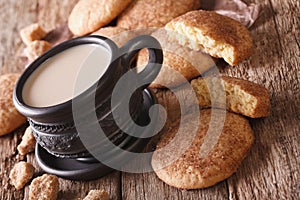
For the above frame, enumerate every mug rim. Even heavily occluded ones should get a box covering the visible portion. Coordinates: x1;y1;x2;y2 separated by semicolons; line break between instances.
13;35;119;119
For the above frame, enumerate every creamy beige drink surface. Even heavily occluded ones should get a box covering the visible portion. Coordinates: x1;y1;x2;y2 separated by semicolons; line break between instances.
23;44;111;107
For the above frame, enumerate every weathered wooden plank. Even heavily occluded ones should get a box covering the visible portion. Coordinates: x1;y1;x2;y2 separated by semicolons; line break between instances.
0;125;27;200
221;0;300;199
122;172;229;200
23;153;121;200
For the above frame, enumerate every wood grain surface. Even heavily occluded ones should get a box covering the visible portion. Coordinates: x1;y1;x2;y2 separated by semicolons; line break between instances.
0;0;299;200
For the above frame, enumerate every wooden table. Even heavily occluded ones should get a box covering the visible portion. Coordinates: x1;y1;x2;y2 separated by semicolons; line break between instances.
0;0;299;199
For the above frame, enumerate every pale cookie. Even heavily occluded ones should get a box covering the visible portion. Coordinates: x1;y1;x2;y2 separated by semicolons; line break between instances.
92;26;132;47
20;23;47;45
137;28;215;88
0;74;26;136
92;27;155;47
191;76;270;118
92;26;127;38
17;126;36;155
152;109;254;189
83;189;110;200
29;174;59;200
68;0;132;36
9;161;35;190
25;40;52;61
117;0;201;29
152;86;197;125
165;10;254;66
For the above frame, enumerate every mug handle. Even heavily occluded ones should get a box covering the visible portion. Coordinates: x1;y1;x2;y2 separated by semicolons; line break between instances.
120;35;163;89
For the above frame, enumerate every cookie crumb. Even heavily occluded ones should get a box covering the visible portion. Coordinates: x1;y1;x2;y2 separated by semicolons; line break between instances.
25;40;52;61
83;189;110;200
29;174;59;200
0;73;26;136
20;23;47;45
9;161;35;190
17;126;36;155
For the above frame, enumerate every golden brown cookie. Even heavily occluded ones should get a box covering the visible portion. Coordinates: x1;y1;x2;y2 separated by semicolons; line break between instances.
137;28;215;88
117;0;201;29
92;26;133;47
152;109;254;189
92;26;127;38
68;0;132;36
191;76;270;118
91;26;156;47
165;10;254;66
0;74;26;136
152;86;197;125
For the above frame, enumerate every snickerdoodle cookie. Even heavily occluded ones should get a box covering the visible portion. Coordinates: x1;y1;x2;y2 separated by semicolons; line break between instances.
191;76;270;118
136;28;215;88
165;10;254;66
152;109;254;189
68;0;132;36
117;0;201;29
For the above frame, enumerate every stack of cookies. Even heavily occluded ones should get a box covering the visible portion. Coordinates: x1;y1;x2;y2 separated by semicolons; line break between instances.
12;0;270;193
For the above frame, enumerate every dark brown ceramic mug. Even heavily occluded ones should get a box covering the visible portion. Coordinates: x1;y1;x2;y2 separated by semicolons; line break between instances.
13;35;163;158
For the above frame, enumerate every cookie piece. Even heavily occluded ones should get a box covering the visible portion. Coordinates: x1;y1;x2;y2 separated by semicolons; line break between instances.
152;86;197;125
83;190;110;200
9;161;35;190
191;76;270;118
165;10;254;66
137;28;215;88
17;126;36;155
0;74;26;136
92;26;127;38
152;109;254;189
43;23;74;46
92;26;132;47
20;23;47;45
68;0;132;36
117;0;201;29
92;27;155;48
29;174;59;200
25;40;52;61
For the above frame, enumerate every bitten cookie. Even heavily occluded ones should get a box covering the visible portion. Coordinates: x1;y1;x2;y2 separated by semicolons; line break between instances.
191;76;270;118
68;0;132;36
0;73;26;136
165;10;254;66
137;28;215;88
152;109;254;189
117;0;201;29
